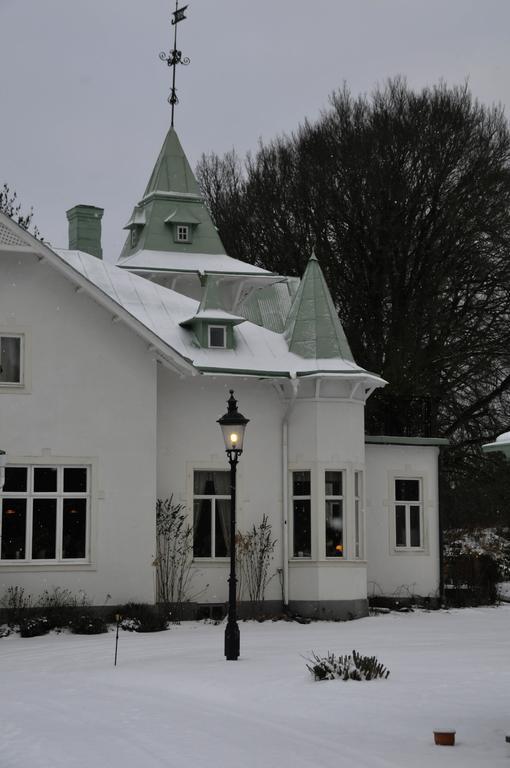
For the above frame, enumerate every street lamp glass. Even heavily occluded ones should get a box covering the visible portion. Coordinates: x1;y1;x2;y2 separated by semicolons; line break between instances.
220;423;246;452
217;390;249;454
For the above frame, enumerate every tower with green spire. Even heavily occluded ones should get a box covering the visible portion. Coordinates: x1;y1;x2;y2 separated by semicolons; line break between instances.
119;127;226;261
284;252;355;361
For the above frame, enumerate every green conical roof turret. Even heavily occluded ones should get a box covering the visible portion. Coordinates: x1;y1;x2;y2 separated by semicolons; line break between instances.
284;252;355;361
119;126;226;261
143;127;201;197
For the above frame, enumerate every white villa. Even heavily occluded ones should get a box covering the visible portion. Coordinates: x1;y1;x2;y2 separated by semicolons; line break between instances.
0;124;446;619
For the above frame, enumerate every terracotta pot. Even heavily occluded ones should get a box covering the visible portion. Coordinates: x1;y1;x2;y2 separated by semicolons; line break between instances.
433;730;456;746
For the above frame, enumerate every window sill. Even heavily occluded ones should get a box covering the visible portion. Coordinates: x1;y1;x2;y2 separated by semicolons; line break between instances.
391;547;427;555
0;562;95;572
290;559;367;566
192;558;229;566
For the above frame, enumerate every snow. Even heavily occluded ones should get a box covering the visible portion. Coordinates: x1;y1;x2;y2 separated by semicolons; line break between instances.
1;607;510;767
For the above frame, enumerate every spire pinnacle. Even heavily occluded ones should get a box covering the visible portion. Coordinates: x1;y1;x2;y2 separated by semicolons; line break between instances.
284;253;355;361
159;2;191;127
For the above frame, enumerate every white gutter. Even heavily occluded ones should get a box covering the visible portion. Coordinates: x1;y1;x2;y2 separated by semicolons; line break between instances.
282;376;299;609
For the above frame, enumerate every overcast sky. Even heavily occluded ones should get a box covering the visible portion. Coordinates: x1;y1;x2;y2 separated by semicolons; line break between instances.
1;0;510;260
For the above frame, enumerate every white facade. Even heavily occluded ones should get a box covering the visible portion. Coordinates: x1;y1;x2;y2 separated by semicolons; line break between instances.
0;246;157;605
0;127;445;618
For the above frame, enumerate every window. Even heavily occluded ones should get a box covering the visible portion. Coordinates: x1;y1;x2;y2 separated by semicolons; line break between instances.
0;465;89;562
0;334;22;386
208;325;227;348
354;470;363;559
292;471;311;557
193;471;230;557
130;228;139;249
325;471;344;557
176;225;190;242
394;478;422;549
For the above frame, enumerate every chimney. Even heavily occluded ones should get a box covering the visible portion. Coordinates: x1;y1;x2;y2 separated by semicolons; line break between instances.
66;205;104;259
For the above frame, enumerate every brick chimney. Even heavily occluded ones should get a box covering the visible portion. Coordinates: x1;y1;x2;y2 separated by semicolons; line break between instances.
66;205;104;259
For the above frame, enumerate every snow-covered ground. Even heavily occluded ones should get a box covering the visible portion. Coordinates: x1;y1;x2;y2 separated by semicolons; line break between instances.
1;607;510;767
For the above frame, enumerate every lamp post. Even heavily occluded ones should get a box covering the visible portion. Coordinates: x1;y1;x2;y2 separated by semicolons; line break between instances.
0;450;6;492
217;390;249;661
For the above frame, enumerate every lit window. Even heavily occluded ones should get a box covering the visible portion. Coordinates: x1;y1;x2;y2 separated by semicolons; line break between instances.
0;465;89;562
394;478;422;549
325;471;344;557
292;471;311;557
0;334;23;386
176;225;190;242
208;326;227;348
193;471;230;558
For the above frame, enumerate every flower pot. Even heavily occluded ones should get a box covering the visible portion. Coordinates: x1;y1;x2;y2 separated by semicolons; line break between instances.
433;730;455;746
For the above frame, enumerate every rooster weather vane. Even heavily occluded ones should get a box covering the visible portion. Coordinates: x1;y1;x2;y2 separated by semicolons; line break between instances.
159;2;190;127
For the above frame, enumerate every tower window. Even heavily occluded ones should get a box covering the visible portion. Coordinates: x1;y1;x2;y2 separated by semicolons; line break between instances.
208;326;227;348
176;225;190;242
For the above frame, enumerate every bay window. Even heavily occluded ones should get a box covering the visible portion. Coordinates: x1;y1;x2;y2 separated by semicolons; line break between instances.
325;470;344;557
292;471;311;557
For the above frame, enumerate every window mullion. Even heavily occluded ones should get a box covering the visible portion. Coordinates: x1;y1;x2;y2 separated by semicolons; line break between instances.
26;499;33;560
211;498;216;557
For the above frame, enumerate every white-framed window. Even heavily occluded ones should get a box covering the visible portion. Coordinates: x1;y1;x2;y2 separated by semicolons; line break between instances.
176;225;190;242
208;325;227;348
193;470;230;558
325;470;344;557
394;478;423;549
1;465;90;562
0;334;23;387
354;470;363;559
292;470;311;557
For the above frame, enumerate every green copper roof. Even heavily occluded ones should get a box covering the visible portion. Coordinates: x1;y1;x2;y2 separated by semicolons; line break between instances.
284;253;355;361
119;127;226;261
144;127;200;197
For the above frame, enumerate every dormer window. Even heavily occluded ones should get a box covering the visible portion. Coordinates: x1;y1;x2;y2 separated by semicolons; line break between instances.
130;228;139;249
208;325;227;348
176;225;190;243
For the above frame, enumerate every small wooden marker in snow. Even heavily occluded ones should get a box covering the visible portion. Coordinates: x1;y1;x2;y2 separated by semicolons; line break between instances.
114;614;121;666
433;730;455;746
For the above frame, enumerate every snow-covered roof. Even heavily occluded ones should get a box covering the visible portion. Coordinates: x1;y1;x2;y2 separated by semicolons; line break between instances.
53;247;384;383
0;213;384;385
117;248;272;275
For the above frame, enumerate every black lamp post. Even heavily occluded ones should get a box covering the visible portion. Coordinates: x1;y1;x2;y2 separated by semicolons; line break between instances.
217;390;249;661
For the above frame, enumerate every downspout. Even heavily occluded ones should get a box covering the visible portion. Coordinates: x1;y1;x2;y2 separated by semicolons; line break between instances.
438;447;445;605
282;375;299;610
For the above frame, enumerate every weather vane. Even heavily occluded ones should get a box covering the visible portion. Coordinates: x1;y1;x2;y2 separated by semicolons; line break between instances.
159;2;190;127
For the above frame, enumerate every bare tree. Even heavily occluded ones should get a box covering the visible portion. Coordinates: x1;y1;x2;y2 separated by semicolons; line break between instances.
0;184;40;238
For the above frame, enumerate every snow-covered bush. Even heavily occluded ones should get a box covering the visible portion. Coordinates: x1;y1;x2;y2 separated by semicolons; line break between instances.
69;614;108;635
306;650;390;681
37;587;90;629
119;603;169;633
19;617;50;638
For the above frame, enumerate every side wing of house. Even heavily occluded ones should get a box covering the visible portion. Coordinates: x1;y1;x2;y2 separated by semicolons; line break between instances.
365;439;446;601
